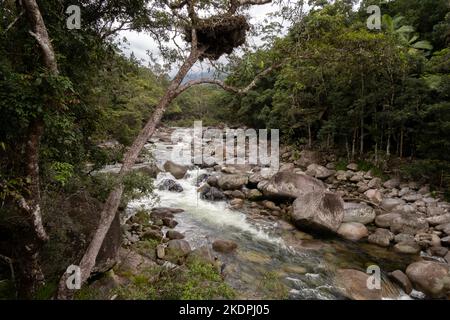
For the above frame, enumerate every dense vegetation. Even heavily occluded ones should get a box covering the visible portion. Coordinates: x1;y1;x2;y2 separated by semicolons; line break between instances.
0;0;449;300
215;0;450;195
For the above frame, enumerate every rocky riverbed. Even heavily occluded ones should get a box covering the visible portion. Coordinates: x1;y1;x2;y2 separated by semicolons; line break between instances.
118;127;450;300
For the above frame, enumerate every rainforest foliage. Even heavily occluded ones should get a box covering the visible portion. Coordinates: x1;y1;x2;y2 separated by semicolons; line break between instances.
215;0;450;192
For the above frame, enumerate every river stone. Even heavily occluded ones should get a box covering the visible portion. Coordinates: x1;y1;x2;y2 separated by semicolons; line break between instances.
393;241;421;254
394;233;415;243
389;270;412;294
380;198;405;211
383;178;401;189
368;177;382;189
335;269;381;300
166;230;185;240
414;233;441;248
346;163;358;171
337;222;368;241
212;239;238;253
364;189;383;204
141;228;163;241
429;246;448;257
230;198;244;208
305;163;334;179
427;206;446;217
343;202;376;225
426;214;450;226
162;217;178;229
292;191;344;234
246;189;263;201
156;244;165;259
368;228;394;247
165;239;191;263
259;171;325;200
231;190;245;199
163;160;187;179
200;185;226;201
406;261;450;298
217;174;248;190
390;215;429;235
206;175;218;187
436;223;450;236
403;193;422;202
375;213;402;228
158;179;183;192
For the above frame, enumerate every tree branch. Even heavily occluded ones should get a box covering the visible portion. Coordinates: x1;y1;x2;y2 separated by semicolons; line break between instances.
175;60;284;95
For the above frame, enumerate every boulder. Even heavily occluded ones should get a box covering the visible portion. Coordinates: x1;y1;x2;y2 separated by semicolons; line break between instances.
393;241;421;254
163;160;187;179
414;233;441;248
346;163;358;171
337;222;368;241
141;228;163;241
375;213;402;228
158;179;183;192
212;239;238;253
162;217;178;229
335;269;381;300
368;228;394;247
164;239;191;263
305;164;334;179
394;233;415;244
200;185;227;201
230;190;245;199
292;191;344;234
246;189;263;201
429;246;449;257
383;178;401;189
217;174;248;190
343;202;376;225
368;177;382;189
364;189;383;204
426;214;450;226
380;198;405;211
390;215;429;235
166;230;185;240
389;270;412;295
406;261;450;298
258;171;325;200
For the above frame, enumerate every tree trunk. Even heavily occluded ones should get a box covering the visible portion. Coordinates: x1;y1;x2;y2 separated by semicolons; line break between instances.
56;45;204;299
308;123;312;149
14;0;58;298
399;126;404;159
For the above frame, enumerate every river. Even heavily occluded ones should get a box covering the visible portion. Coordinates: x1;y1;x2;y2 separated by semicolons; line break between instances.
127;127;419;300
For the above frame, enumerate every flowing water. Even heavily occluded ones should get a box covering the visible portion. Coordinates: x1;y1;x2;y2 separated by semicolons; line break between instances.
127;128;418;300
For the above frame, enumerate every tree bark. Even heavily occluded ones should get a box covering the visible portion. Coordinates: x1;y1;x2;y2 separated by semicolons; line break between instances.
13;0;59;298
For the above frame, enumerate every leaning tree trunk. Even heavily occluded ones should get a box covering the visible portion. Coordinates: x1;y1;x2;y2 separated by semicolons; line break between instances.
13;0;58;298
56;44;204;299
